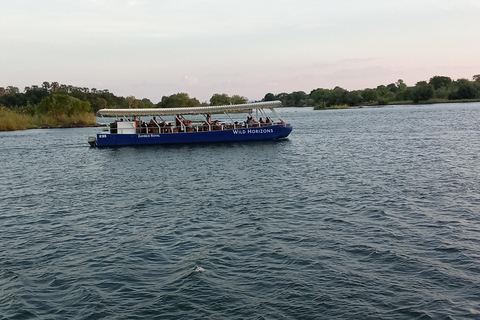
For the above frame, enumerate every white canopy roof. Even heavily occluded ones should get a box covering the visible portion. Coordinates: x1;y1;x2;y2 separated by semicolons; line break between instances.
98;101;282;117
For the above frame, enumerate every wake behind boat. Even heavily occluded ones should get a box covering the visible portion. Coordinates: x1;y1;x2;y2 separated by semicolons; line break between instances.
88;101;292;147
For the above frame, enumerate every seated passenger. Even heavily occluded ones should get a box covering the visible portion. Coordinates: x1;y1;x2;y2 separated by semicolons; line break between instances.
175;115;183;127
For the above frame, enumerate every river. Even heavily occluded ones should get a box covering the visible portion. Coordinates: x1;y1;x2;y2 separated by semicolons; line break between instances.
1;103;480;319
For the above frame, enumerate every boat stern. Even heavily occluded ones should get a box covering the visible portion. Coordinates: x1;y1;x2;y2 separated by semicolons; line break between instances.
88;136;97;147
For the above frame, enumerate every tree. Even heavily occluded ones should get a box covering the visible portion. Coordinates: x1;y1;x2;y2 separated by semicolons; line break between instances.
138;98;155;108
344;90;363;106
42;81;50;91
158;93;200;108
92;97;108;111
329;86;348;106
411;81;434;103
395;79;411;101
230;95;248;104
310;88;330;107
289;91;308;107
210;93;231;106
376;85;389;97
50;82;59;92
37;94;91;118
378;91;395;105
362;88;377;102
5;86;19;95
263;93;275;101
127;96;138;108
387;83;398;93
455;79;478;99
429;76;452;90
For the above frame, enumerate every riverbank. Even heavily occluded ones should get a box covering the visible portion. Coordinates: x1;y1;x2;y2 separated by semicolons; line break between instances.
0;107;98;131
314;99;480;110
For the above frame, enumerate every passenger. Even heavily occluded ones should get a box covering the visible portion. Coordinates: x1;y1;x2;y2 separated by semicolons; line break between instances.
259;118;264;124
265;117;271;123
247;117;256;126
175;115;182;127
206;114;211;124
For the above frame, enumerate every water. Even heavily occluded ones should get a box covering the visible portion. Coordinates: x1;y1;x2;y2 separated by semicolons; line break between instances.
1;103;480;319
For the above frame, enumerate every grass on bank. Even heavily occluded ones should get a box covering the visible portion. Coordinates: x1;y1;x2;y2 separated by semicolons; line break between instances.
0;107;97;131
314;104;350;110
0;107;31;130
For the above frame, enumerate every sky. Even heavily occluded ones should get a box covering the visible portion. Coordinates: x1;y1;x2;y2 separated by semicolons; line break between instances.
1;0;480;103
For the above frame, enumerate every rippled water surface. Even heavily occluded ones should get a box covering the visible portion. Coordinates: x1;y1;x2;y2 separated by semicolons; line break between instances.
1;103;480;319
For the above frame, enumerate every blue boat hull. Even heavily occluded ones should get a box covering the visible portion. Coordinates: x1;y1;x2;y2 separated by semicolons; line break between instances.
93;124;292;147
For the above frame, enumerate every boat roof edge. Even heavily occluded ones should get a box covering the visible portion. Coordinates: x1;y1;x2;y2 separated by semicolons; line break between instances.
98;101;283;116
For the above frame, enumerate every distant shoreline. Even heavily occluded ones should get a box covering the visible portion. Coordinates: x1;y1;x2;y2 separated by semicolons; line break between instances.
2;100;480;132
39;122;104;129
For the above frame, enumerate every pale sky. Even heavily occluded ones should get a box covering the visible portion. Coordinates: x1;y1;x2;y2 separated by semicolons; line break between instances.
2;0;479;103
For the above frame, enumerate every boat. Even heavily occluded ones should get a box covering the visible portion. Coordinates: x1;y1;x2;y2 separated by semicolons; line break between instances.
88;101;292;147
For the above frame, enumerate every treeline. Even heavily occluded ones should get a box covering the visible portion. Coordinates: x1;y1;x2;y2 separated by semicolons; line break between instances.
2;75;479;116
0;82;145;112
0;82;100;130
156;93;247;108
262;75;480;108
0;82;248;113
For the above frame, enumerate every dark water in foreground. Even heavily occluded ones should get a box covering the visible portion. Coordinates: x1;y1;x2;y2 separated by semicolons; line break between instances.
1;103;480;319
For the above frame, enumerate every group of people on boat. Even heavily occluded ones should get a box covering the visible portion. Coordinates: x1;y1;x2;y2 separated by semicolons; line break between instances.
109;113;281;134
246;116;273;126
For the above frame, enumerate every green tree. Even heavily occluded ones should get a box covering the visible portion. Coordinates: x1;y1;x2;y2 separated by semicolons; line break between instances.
329;86;348;106
378;92;395;105
411;81;434;103
395;79;411;101
210;93;231;106
138;98;155;108
288;91;308;107
344;90;363;106
158;93;200;108
263;93;275;101
127;96;138;108
37;94;91;118
362;88;378;103
454;79;478;99
230;95;248;104
429;76;452;90
376;85;389;97
387;83;398;93
91;97;108;111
